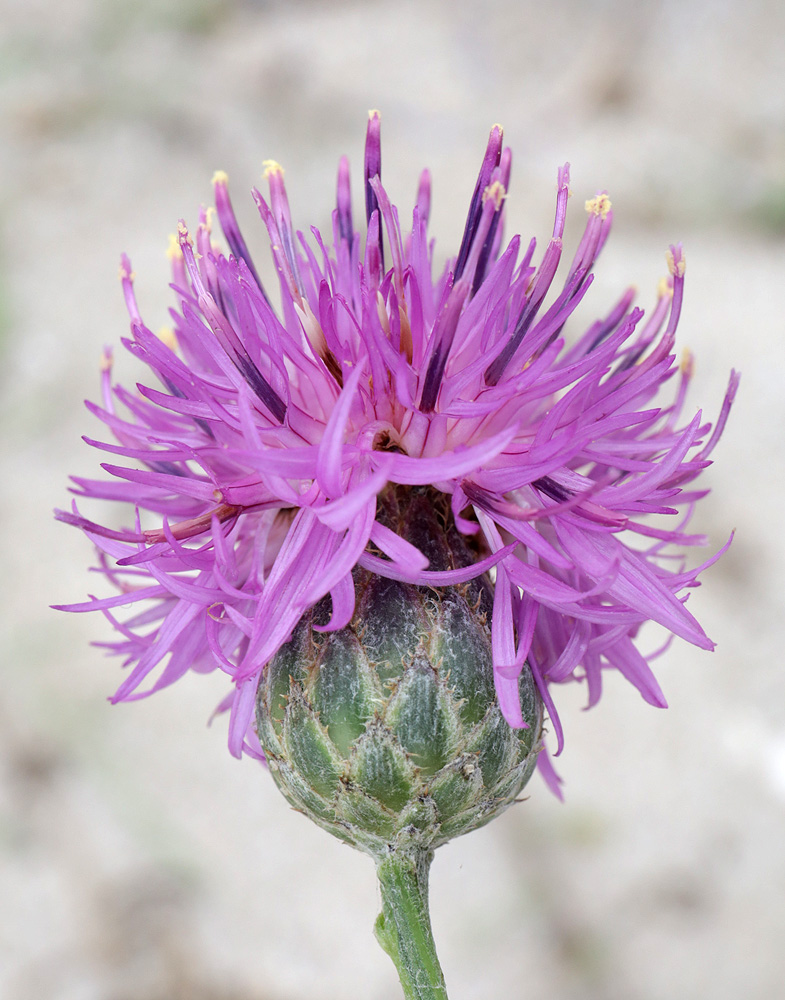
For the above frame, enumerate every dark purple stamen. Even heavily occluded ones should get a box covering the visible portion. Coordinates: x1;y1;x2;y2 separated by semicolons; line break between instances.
336;156;353;244
212;172;269;302
234;353;287;424
533;477;570;503
419;280;467;412
454;125;503;282
485;289;545;386
364;110;385;272
471;147;511;297
178;224;287;425
420;345;446;413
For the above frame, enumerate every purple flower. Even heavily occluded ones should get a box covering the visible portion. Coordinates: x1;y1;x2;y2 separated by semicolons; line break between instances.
55;113;737;793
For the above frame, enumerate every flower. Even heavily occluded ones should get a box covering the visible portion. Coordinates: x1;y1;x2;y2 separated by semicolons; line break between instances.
55;112;737;793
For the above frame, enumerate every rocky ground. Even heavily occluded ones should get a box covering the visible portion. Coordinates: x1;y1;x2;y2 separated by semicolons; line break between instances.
1;1;784;997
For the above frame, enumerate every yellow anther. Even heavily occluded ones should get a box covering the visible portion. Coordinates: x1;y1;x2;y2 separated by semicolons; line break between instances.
118;262;135;281
198;213;213;240
368;108;381;120
482;180;507;210
375;290;391;335
263;159;285;178
100;350;112;372
167;233;183;260
656;276;672;299
156;326;178;352
680;348;694;376
399;302;414;365
585;193;612;219
177;221;194;248
666;248;686;278
211;169;229;186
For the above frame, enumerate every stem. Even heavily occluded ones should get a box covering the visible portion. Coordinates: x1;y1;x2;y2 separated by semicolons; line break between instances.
374;847;448;1000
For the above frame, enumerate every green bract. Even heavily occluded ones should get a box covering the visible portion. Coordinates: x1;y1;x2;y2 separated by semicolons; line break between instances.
255;487;543;859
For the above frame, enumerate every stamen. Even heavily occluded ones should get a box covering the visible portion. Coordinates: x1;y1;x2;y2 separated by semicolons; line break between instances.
369;176;405;295
178;223;287;423
212;170;267;296
364;110;384;272
419;279;469;412
264;160;304;297
666;244;686;278
336;155;353;243
532;477;570;502
585;193;612;219
118;254;140;324
484;164;571;386
471;146;512;297
454;124;503;281
416;169;431;230
664;243;686;339
566;189;613;283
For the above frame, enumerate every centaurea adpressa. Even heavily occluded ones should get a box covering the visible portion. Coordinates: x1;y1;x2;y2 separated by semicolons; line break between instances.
57;113;736;998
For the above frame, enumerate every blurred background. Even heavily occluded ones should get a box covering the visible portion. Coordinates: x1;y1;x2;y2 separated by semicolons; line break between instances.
1;0;783;997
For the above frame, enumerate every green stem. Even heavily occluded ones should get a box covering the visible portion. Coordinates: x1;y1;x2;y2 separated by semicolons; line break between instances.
374;847;448;1000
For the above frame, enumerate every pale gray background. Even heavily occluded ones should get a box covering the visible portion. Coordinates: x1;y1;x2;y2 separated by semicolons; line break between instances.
1;1;783;998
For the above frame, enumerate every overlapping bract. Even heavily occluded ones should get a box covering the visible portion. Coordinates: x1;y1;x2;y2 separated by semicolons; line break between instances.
56;114;737;791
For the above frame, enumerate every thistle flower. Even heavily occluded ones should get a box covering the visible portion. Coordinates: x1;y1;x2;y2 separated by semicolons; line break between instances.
55;112;737;799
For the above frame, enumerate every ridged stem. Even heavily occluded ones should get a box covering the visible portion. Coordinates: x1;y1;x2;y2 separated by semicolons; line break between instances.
374;848;448;1000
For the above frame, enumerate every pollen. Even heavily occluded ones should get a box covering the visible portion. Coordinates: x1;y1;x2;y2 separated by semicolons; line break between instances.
376;289;391;335
166;233;183;260
657;276;672;299
585;193;612;219
263;159;285;179
177;221;194;249
482;180;507;210
666;247;686;278
680;348;694;376
156;326;178;352
118;261;135;282
212;169;229;186
99;349;112;372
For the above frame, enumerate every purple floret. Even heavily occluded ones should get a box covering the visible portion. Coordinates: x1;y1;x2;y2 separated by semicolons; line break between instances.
55;113;738;793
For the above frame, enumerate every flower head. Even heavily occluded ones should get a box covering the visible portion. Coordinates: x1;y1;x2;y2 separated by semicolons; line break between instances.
56;112;737;793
